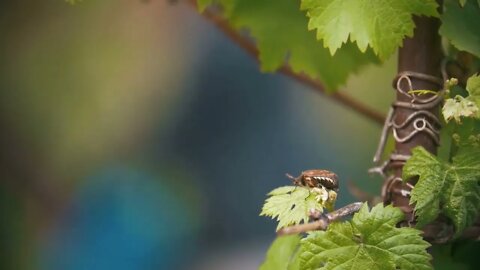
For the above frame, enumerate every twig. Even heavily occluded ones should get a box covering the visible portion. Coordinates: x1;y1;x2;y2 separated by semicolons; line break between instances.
277;202;363;235
190;2;385;125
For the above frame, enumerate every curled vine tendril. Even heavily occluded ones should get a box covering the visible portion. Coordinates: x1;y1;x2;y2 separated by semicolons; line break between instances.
371;71;444;200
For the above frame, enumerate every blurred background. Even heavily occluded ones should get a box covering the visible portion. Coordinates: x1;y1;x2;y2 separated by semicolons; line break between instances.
0;0;395;269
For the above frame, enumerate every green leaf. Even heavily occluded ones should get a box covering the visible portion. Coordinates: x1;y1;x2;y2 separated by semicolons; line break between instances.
198;0;379;91
260;235;301;270
300;204;432;270
403;148;444;228
466;74;480;112
440;0;480;58
287;248;301;270
301;0;439;60
443;74;480;122
451;118;480;148
261;186;323;231
443;95;479;122
403;146;480;234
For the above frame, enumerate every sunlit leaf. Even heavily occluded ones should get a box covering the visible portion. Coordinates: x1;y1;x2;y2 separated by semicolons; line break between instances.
260;186;323;231
443;74;480;122
403;146;480;234
301;0;439;59
300;204;432;270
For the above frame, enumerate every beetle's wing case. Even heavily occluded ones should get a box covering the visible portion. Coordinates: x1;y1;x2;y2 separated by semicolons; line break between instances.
302;169;339;189
301;170;327;177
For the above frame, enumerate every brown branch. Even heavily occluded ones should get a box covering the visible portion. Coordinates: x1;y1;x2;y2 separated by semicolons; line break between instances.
277;202;363;235
190;3;385;125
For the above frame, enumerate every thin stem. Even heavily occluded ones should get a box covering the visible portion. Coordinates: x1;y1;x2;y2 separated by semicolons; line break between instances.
277;202;363;235
191;3;385;125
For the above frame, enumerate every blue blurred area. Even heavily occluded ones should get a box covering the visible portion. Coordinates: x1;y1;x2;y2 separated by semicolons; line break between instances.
40;166;196;270
160;31;306;242
0;1;392;269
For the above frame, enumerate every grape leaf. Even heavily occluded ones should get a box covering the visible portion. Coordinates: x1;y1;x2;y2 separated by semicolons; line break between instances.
300;203;432;270
260;186;323;231
443;96;478;122
443;74;480;122
300;0;439;60
403;146;480;234
451;118;480;148
466;74;480;111
287;248;301;270
198;0;379;91
259;235;301;270
440;0;480;58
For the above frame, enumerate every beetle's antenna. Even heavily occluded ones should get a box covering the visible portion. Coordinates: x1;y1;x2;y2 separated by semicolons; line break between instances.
285;173;296;183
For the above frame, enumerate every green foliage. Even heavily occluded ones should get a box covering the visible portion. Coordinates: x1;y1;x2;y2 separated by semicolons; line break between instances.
260;186;323;231
443;96;478;122
431;240;480;270
198;0;379;91
430;244;469;270
300;0;439;60
466;74;480;110
458;0;480;8
403;146;480;234
440;0;480;58
449;240;480;268
259;235;301;270
300;203;432;270
443;74;480;123
450;119;480;148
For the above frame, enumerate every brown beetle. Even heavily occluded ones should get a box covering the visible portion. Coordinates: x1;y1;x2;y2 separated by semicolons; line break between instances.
286;169;339;191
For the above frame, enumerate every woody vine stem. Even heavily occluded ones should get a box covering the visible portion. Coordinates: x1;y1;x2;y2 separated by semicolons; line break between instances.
367;13;443;236
373;12;480;242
